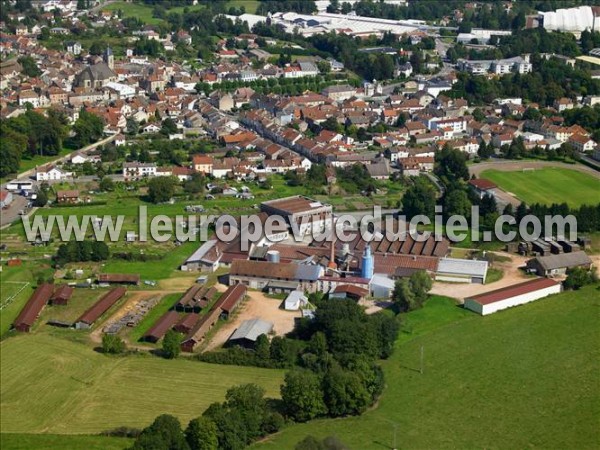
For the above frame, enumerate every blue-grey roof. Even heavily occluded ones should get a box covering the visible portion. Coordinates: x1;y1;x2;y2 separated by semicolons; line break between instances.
229;318;273;342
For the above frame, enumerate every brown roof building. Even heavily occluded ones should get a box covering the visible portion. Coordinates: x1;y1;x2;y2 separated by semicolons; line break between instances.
13;283;54;332
214;284;247;318
74;287;126;329
98;273;140;285
50;285;74;305
173;313;200;334
180;307;223;352
142;311;180;343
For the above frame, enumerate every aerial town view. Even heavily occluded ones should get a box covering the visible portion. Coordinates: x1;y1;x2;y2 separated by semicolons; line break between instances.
0;0;599;449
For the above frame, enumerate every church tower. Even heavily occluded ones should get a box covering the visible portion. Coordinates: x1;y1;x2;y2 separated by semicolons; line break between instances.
104;46;114;70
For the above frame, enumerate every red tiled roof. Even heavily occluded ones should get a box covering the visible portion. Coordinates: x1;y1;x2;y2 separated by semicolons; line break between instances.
467;278;560;305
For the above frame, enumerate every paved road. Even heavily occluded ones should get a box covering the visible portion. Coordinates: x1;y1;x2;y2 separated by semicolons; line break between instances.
1;134;117;228
470;160;600;179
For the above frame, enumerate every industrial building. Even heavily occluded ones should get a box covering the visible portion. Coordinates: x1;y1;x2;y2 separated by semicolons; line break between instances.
227;318;274;348
464;278;562;316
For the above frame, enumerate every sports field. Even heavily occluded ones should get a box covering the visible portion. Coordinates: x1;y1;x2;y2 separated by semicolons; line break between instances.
0;334;284;434
480;167;600;207
254;287;600;449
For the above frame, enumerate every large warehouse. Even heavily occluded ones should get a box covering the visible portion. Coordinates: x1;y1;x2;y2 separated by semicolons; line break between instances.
464;278;562;316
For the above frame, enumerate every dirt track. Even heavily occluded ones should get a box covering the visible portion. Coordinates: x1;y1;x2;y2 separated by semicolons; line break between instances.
204;287;300;352
470;160;600;179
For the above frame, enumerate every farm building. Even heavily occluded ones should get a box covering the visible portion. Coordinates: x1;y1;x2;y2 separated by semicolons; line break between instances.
229;260;323;292
214;284;247;319
330;284;370;301
50;285;74;305
464;278;562;315
175;284;216;312
173;313;200;334
526;251;593;276
56;190;80;204
284;290;308;310
227;318;274;348
13;283;54;332
468;178;497;199
74;287;127;329
142;311;180;343
260;196;333;236
369;274;396;298
435;258;489;284
97;273;140;285
180;306;222;352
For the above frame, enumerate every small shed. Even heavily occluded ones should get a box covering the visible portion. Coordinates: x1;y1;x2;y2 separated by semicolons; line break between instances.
526;251;593;277
50;285;74;305
173;313;200;334
227;318;274;349
330;284;369;301
284;290;308;311
369;274;396;298
97;273;140;285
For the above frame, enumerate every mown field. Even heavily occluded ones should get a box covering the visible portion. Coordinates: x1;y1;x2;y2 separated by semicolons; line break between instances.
102;1;206;25
0;433;132;450
481;167;600;207
0;334;284;435
254;287;600;449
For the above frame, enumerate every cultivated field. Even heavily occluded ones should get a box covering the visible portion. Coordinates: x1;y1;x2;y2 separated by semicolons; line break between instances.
0;433;132;450
254;287;600;449
0;334;284;434
480;167;600;207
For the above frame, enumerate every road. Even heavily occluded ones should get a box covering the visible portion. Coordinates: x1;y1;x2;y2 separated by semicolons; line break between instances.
1;134;117;228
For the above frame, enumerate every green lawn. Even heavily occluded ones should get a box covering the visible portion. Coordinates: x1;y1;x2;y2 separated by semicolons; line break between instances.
228;0;260;13
481;167;600;207
0;334;284;434
0;433;131;450
0;263;54;337
254;287;600;449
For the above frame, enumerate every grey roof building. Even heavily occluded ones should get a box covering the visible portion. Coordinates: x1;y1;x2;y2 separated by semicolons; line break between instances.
228;318;274;348
527;251;593;276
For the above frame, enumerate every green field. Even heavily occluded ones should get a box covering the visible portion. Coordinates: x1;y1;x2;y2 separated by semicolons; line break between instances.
228;0;260;13
254;288;600;449
481;167;600;207
0;263;54;337
0;433;131;450
102;1;205;25
1;334;284;434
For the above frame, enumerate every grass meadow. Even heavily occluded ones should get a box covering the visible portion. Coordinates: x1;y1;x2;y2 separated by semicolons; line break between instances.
254;287;600;449
481;167;600;207
0;433;132;450
0;333;284;435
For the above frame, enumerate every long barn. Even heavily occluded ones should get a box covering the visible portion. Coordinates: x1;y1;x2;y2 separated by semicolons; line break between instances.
13;284;54;332
142;311;180;343
74;287;127;329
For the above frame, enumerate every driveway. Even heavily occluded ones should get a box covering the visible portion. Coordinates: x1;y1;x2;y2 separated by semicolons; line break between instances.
0;196;29;228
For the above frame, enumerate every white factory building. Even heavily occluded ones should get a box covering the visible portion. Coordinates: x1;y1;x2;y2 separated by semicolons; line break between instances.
464;278;562;316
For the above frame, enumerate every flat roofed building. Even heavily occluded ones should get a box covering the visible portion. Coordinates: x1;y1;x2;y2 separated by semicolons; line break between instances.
436;258;489;284
464;278;562;315
260;195;332;236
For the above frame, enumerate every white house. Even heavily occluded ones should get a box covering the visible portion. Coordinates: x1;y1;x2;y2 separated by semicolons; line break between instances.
123;162;157;180
36;165;68;181
464;278;562;316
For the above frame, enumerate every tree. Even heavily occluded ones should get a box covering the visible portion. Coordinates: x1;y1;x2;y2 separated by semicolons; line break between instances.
72;109;104;148
161;118;178;136
435;145;469;183
102;334;125;354
185;417;218;450
17;56;41;77
99;176;115;192
162;330;182;359
148;176;177;204
281;369;327;422
183;172;205;195
254;334;271;360
132;414;190;450
444;188;471;220
322;366;371;417
392;270;432;312
126;117;139;135
33;188;48;207
400;177;436;221
564;267;597;290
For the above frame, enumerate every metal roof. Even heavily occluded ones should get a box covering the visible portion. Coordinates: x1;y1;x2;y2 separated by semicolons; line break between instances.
437;258;489;278
229;318;274;343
